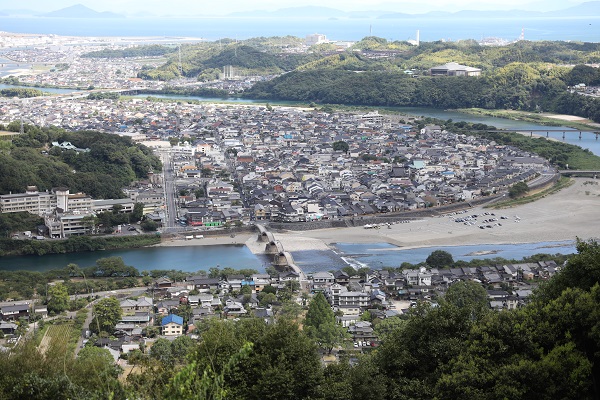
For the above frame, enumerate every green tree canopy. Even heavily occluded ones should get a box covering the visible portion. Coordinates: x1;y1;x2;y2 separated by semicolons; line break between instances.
91;297;122;335
46;282;69;314
332;140;349;152
509;181;530;198
304;293;347;353
444;280;490;320
426;250;454;269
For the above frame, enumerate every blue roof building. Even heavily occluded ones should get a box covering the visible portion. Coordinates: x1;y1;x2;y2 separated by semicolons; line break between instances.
161;314;184;336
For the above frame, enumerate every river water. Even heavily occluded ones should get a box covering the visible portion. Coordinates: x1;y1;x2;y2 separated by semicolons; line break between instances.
0;240;576;273
397;107;600;155
0;244;270;273
0;83;83;94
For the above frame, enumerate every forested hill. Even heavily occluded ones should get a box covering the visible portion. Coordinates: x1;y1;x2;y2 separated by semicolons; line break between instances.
81;44;177;59
244;67;600;123
0;125;161;199
133;37;600;121
137;39;320;81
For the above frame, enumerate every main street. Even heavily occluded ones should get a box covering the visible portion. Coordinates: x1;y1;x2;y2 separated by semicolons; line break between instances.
159;149;178;231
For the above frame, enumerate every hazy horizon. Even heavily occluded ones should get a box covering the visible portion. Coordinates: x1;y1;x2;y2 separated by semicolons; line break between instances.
3;0;592;17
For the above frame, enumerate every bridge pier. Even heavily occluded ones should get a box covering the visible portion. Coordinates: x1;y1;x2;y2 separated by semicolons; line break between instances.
273;252;290;267
562;132;565;140
546;131;549;138
579;132;582;139
265;240;284;255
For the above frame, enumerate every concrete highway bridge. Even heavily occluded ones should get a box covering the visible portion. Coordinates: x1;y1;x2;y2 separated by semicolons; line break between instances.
559;170;600;177
488;129;600;140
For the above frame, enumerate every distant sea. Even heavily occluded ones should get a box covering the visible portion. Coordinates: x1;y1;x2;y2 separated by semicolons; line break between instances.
0;16;599;42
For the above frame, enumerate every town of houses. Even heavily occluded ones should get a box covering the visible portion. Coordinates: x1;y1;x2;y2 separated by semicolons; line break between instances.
0;35;567;361
1;93;552;235
1;258;560;358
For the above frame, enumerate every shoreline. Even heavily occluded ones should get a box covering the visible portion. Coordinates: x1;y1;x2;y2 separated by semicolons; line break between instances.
154;233;253;247
455;108;600;131
153;178;600;256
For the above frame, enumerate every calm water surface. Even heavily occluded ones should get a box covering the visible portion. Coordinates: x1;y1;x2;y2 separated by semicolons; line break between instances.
0;240;576;273
0;16;598;42
0;245;269;273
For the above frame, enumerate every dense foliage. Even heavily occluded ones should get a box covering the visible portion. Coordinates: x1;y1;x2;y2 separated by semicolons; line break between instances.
0;234;161;257
131;38;600;123
2;241;600;398
0;125;161;198
87;92;120;100
509;181;530;198
81;44;176;58
138;41;320;80
0;212;44;236
145;86;229;98
243;68;573;112
0;88;44;98
236;39;599;122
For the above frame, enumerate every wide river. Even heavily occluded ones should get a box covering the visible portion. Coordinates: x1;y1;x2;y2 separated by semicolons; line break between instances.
0;240;576;274
0;90;589;273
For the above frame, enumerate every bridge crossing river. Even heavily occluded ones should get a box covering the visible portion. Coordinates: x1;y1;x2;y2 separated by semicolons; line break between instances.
255;224;309;291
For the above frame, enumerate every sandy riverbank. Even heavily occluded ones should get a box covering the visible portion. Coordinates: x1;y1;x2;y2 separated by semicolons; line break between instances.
153;178;600;254
155;233;253;247
270;178;600;252
0;67;31;77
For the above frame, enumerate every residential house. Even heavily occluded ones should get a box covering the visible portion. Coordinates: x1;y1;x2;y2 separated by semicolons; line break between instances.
161;314;184;336
120;297;153;315
0;303;30;321
312;271;335;291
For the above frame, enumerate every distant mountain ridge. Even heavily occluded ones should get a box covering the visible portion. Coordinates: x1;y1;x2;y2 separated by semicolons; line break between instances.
42;4;124;18
227;2;600;19
0;1;597;19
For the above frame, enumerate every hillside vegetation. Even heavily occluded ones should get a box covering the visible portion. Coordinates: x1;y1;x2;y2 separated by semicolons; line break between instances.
81;44;177;59
138;37;600;122
0;124;161;199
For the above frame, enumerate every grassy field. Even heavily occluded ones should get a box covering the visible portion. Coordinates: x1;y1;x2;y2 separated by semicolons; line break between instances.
39;322;76;354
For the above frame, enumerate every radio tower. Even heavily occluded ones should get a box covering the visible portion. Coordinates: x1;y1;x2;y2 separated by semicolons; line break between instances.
519;27;525;41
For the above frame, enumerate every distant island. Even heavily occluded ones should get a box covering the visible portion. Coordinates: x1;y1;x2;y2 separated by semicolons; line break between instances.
227;2;600;19
0;1;598;19
43;4;124;19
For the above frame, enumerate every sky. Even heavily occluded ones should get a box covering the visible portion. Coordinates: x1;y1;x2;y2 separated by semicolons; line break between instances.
4;0;590;16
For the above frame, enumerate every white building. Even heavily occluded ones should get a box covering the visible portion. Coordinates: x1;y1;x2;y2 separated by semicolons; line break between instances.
0;186;56;216
429;62;481;77
305;33;328;46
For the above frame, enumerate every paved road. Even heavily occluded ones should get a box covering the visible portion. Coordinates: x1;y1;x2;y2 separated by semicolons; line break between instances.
69;287;148;301
159;149;178;231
